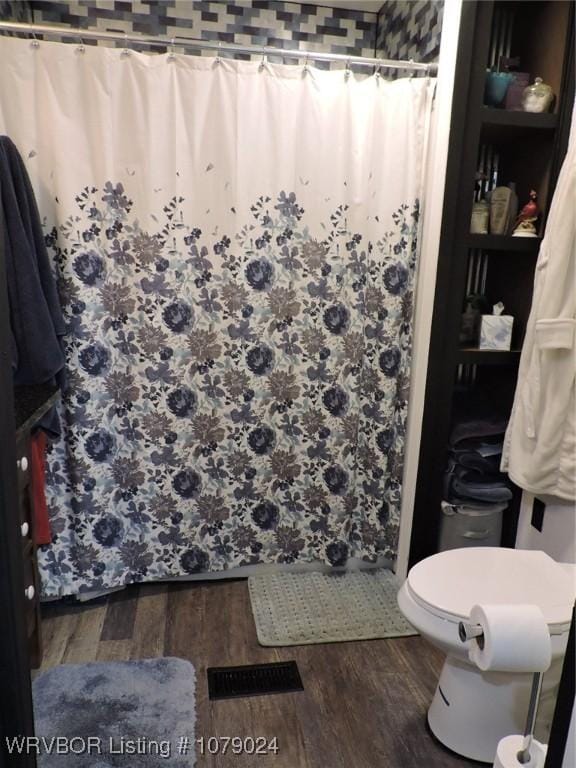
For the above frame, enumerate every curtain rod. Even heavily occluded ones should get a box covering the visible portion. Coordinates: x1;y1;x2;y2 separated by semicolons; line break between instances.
0;21;438;74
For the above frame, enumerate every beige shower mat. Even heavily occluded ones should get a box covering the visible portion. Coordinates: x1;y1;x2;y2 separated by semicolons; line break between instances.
248;569;418;646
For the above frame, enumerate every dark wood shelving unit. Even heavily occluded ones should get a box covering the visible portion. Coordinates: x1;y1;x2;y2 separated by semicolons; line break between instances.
456;349;522;366
464;234;542;252
13;387;60;671
479;107;558;130
409;0;575;568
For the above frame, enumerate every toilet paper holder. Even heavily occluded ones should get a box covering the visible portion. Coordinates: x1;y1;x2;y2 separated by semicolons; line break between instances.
458;620;485;649
458;620;543;765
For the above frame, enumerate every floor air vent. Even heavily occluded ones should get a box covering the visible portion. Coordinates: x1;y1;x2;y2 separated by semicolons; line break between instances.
207;661;304;700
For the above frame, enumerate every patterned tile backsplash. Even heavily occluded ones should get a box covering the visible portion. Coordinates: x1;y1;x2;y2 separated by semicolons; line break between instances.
23;1;377;66
377;0;443;64
1;2;443;69
0;1;32;21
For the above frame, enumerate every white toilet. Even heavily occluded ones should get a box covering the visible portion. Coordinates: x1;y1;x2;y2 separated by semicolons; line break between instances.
397;547;575;763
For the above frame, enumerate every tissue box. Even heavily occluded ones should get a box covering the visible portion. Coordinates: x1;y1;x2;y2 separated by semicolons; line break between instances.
479;315;513;350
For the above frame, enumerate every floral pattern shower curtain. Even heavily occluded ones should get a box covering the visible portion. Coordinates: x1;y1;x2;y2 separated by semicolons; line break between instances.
0;36;434;597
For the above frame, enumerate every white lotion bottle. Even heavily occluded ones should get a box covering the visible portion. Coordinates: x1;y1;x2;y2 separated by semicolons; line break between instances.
490;186;513;235
471;198;490;234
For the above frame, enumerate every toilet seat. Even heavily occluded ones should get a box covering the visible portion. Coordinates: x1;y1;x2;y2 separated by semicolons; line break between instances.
406;547;574;634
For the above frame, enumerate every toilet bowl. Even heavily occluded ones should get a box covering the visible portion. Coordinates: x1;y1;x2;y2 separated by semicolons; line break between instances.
397;547;575;763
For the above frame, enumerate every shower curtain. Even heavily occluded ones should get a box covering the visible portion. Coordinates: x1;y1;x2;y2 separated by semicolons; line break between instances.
0;36;434;597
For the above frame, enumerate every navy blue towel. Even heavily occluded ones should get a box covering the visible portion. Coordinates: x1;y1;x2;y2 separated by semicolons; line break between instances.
1;136;65;434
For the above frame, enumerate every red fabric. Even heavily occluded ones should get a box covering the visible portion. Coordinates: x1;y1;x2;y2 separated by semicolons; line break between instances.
30;431;52;545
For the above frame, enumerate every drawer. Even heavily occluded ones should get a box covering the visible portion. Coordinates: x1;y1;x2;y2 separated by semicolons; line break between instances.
18;485;33;534
15;434;31;492
23;546;43;668
22;552;38;638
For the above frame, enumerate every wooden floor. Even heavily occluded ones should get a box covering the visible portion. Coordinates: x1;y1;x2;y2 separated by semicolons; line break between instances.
39;580;477;767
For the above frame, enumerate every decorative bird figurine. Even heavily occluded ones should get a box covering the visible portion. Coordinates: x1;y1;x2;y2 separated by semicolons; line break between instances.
513;189;540;237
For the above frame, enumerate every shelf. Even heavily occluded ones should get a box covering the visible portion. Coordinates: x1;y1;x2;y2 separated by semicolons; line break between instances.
457;349;522;366
480;108;558;130
411;0;574;569
465;234;542;253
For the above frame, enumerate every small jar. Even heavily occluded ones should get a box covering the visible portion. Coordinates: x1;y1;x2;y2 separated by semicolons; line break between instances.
522;77;554;113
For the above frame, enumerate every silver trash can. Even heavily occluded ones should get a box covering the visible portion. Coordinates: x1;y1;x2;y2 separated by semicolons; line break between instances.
438;501;506;551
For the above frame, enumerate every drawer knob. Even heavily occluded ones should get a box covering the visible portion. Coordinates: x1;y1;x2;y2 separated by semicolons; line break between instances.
20;522;29;537
17;456;29;472
25;585;35;601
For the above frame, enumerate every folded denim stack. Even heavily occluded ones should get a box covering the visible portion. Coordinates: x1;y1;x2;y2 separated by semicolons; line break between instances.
444;418;513;506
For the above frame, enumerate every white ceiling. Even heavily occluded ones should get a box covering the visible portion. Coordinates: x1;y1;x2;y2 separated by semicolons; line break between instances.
300;1;382;13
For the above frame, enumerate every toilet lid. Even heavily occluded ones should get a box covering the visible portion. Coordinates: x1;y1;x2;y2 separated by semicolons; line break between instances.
407;548;575;631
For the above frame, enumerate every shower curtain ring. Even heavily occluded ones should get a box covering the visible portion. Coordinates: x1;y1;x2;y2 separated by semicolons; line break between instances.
121;32;131;57
345;58;351;80
76;34;86;54
30;32;40;49
259;48;267;71
168;37;176;61
409;58;415;78
303;53;310;75
375;63;381;79
215;41;222;65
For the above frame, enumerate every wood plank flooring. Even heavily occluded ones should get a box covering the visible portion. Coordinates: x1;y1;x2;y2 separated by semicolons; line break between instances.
39;580;478;768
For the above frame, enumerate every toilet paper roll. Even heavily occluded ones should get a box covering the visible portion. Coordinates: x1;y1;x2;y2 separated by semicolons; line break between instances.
493;735;547;768
468;604;551;673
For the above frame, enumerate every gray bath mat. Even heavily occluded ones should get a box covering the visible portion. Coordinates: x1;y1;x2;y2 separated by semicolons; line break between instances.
32;658;196;766
248;569;417;646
